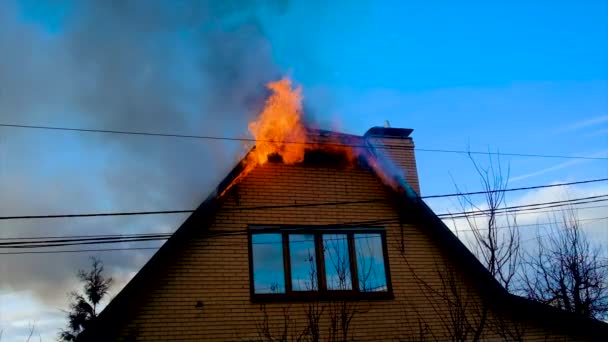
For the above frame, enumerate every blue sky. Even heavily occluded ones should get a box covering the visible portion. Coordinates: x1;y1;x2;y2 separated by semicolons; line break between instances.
266;0;608;195
0;0;607;340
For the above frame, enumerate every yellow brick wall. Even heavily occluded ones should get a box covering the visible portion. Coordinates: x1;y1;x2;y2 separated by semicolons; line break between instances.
106;162;589;341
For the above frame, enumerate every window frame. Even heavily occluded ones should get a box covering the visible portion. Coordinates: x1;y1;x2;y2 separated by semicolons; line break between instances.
248;226;394;302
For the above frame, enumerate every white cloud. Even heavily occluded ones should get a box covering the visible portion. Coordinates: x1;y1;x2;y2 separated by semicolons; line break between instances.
0;265;148;341
554;115;608;133
510;149;608;182
0;291;64;341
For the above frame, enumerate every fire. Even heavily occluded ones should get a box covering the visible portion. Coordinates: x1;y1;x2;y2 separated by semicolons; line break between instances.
218;77;309;198
247;78;307;165
218;77;366;198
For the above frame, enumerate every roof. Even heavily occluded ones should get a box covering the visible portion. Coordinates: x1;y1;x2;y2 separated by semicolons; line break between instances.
78;128;608;341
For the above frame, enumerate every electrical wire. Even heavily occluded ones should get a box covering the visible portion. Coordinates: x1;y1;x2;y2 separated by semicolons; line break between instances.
0;209;194;220
3;211;607;250
3;212;608;256
2;196;607;245
421;178;608;199
5;214;608;242
437;195;608;219
2;125;606;254
2;123;607;160
0;247;160;255
1;179;607;221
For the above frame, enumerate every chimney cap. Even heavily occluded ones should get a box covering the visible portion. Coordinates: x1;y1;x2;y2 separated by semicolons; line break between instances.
364;126;413;139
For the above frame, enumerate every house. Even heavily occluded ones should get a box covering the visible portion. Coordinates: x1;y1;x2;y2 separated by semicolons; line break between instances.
79;126;608;341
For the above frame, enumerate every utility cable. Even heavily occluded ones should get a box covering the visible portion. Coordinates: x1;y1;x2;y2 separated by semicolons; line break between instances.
2;123;607;160
1;179;607;221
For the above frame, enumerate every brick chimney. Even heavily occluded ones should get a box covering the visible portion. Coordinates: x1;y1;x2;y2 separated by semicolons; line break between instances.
364;126;421;195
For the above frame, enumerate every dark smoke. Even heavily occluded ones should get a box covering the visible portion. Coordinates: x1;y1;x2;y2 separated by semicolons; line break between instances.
0;0;289;309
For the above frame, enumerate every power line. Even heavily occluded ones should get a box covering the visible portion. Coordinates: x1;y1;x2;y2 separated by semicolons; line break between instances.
3;213;607;254
445;204;608;218
415;148;608;160
421;178;608;199
0;200;391;220
1;196;607;249
5;215;607;242
437;195;608;219
2;123;607;160
2;203;606;243
1;193;606;249
3;210;608;249
450;215;608;234
0;123;252;142
2;178;607;221
0;220;397;248
0;236;170;248
1;232;383;249
0;232;174;241
3;193;601;222
0;247;160;255
0;209;193;220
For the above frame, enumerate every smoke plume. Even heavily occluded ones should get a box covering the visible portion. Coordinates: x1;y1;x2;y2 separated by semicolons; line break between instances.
0;0;289;310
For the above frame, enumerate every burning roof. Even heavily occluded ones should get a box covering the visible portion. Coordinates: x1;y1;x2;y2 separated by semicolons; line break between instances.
219;76;416;199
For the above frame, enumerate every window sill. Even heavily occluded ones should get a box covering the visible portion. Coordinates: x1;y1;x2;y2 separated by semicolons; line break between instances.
251;291;394;303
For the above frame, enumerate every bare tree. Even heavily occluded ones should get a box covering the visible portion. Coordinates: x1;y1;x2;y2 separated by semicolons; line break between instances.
60;257;113;341
397;249;533;342
0;323;41;342
522;210;608;320
453;154;521;292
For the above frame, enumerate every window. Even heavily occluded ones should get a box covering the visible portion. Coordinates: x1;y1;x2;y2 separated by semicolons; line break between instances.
290;234;317;291
249;227;392;301
251;233;285;294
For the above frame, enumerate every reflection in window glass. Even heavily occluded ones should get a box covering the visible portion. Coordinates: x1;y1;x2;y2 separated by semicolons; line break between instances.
355;234;387;292
252;234;285;294
289;234;318;291
323;234;352;290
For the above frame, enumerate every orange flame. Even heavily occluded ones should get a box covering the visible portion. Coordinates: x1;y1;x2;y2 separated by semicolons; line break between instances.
248;78;307;165
219;77;363;198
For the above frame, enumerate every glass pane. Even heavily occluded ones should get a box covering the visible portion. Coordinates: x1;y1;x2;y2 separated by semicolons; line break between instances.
251;234;285;294
355;234;388;292
323;234;352;290
289;234;318;291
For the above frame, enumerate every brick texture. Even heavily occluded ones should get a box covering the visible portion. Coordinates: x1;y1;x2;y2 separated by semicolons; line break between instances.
102;159;593;341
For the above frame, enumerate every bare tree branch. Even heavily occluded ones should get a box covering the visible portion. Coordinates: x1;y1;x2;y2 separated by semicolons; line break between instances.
452;153;521;292
25;323;35;342
522;208;608;320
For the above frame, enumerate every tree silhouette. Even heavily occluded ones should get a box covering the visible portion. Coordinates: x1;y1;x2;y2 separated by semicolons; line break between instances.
60;257;113;341
453;154;521;293
522;210;608;321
